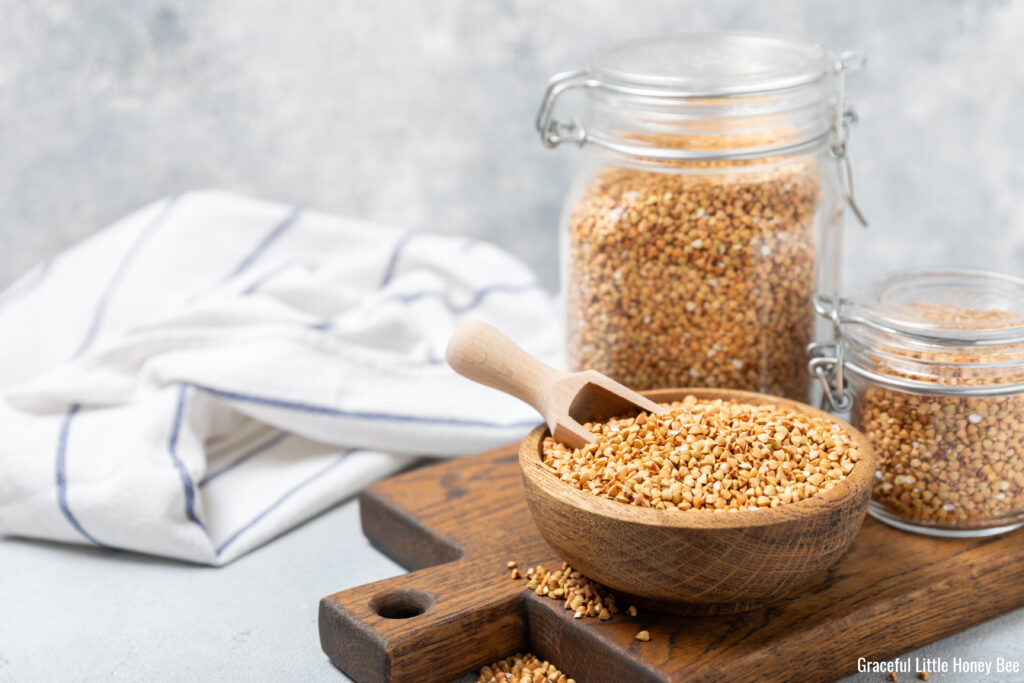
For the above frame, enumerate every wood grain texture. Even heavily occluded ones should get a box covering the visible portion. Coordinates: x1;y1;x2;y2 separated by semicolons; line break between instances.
319;444;1024;683
445;320;664;449
521;388;877;615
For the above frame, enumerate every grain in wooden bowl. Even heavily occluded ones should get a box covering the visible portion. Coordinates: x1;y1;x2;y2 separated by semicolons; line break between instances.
519;388;876;615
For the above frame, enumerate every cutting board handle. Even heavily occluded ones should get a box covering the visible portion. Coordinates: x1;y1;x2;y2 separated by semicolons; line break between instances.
319;559;527;683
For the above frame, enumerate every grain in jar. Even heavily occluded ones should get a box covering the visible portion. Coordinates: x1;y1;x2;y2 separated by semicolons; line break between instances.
817;270;1024;536
566;151;820;397
538;33;865;400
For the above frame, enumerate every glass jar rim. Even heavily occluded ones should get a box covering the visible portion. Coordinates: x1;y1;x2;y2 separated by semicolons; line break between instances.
836;269;1024;395
535;32;863;162
846;269;1024;345
588;32;832;98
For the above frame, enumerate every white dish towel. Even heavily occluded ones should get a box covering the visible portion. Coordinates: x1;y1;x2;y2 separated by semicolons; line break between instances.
0;190;559;565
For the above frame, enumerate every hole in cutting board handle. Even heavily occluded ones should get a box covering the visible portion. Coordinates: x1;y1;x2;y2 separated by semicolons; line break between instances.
370;589;435;619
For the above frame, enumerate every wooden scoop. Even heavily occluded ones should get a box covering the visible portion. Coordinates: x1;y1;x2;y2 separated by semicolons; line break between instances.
445;320;666;448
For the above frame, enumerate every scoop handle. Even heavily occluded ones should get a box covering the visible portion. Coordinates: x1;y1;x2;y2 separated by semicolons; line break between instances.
445;320;563;420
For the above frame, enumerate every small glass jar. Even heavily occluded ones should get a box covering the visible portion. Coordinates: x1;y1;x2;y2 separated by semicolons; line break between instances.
537;32;865;401
812;270;1024;537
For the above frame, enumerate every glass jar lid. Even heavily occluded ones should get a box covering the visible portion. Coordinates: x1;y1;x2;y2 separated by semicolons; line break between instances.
537;32;863;162
589;32;830;97
840;270;1024;394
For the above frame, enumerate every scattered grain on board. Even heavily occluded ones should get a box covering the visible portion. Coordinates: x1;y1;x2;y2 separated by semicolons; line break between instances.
542;396;860;511
635;630;651;642
522;561;623;620
852;304;1024;528
918;672;930;681
477;653;575;683
566;140;821;399
887;672;898;682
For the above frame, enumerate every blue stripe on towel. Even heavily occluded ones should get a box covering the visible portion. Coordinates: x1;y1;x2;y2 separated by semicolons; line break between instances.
382;282;542;314
378;231;414;289
71;194;182;358
193;383;538;430
215;449;356;556
168;385;208;534
223;207;302;283
55;403;108;547
241;260;296;296
313;280;544;331
199;431;290;487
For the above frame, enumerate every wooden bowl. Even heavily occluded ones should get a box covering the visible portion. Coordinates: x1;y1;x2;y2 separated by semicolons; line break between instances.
519;388;876;616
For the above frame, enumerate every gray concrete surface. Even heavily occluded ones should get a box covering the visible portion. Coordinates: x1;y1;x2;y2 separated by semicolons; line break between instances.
3;1;1024;681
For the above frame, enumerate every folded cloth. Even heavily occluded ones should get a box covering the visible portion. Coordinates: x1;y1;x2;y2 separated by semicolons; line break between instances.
0;190;559;564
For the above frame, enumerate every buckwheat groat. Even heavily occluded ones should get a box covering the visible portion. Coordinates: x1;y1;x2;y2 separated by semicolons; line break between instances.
856;389;1024;526
850;304;1024;528
542;396;860;511
566;156;820;399
477;653;575;683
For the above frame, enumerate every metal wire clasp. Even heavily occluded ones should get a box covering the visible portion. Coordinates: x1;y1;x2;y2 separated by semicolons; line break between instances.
808;295;853;412
535;70;592;148
832;52;868;227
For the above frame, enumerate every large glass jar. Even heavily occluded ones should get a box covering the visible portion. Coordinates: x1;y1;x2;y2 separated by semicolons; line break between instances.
812;270;1024;537
537;33;864;401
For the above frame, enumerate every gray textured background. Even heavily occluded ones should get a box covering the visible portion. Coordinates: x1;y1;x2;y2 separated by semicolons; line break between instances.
2;0;1023;292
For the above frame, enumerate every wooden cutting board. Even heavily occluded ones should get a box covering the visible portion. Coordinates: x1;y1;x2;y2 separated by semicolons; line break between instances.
318;444;1024;683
